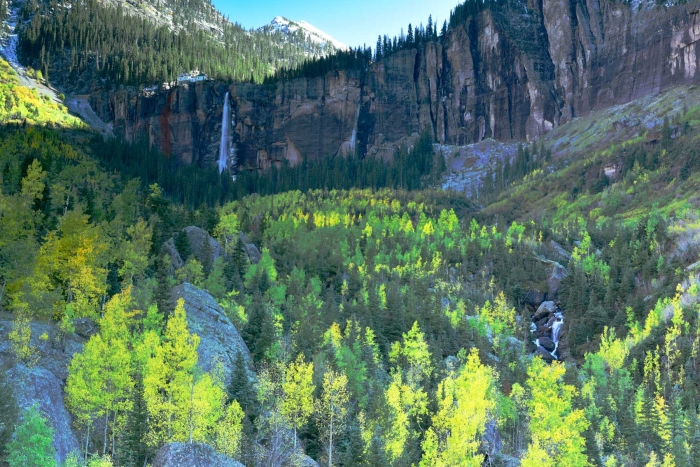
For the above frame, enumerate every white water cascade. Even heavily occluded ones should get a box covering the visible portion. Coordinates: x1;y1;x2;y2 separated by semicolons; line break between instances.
349;98;361;153
551;312;564;357
219;92;232;174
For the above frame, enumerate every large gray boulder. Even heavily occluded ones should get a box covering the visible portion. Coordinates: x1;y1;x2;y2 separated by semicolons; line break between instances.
153;442;245;467
0;320;84;464
184;226;226;265
162;227;225;273
7;366;81;464
171;283;252;385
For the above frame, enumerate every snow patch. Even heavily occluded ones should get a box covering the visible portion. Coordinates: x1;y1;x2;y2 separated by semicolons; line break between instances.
268;16;349;51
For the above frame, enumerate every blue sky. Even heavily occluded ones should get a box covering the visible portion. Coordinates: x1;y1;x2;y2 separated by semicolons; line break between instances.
214;0;461;48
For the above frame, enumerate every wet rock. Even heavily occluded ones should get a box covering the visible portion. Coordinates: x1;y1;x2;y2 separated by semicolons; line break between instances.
239;232;261;264
153;442;244;467
535;346;556;363
170;283;252;385
539;336;556;352
534;301;557;321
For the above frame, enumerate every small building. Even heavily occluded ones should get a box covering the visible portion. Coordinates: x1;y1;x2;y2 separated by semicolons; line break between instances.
177;69;209;84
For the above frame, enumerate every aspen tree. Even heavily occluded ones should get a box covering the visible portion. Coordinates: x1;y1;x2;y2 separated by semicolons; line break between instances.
281;354;314;451
315;370;349;467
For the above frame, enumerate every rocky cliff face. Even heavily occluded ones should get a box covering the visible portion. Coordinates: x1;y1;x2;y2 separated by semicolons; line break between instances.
91;0;700;168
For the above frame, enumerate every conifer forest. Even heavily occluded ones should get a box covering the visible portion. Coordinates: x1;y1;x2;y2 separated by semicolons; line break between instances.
3;0;700;466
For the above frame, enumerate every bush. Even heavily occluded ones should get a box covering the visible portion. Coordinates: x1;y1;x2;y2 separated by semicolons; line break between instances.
7;404;55;467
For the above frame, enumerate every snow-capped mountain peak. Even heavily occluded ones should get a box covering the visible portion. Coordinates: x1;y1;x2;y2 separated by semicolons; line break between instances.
268;16;349;51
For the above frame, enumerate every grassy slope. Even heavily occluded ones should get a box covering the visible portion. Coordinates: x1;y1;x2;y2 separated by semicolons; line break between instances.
478;85;700;229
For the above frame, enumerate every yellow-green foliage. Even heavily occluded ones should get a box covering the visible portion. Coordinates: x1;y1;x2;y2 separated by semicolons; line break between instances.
419;349;495;467
0;59;85;129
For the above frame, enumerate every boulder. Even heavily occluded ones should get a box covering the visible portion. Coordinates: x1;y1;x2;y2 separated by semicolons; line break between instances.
239;232;261;264
288;453;320;467
171;283;252;385
0;320;85;465
153;442;244;467
7;365;81;464
162;237;185;271
534;346;556;363
534;301;557;321
549;240;571;262
547;262;568;297
522;290;547;308
445;355;459;372
183;226;226;265
539;336;556;352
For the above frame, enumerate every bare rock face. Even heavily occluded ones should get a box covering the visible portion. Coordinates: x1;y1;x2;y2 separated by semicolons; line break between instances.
6;366;80;464
238;232;261;264
92;1;700;167
91;82;231;166
0;321;85;464
183;226;226;265
170;282;252;385
153;442;245;467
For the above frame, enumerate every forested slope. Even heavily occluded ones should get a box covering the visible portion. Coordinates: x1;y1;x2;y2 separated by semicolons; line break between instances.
4;20;700;466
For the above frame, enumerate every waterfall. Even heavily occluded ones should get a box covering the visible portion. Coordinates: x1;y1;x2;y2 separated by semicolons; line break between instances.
552;312;564;345
348;94;361;153
219;92;231;174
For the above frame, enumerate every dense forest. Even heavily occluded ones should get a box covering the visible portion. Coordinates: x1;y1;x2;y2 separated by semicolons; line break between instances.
16;0;343;89
15;0;503;88
2;43;700;466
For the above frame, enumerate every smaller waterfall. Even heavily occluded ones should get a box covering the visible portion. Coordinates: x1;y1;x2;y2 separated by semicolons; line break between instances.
348;95;361;153
552;312;564;345
219;92;231;175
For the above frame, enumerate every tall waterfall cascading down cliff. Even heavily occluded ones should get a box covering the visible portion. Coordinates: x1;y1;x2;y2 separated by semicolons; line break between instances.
218;92;232;175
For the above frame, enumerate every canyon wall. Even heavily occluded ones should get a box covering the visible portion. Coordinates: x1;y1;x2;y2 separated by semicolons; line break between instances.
91;0;700;168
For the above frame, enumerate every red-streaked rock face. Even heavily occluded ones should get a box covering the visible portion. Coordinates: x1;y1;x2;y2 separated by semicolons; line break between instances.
91;1;700;168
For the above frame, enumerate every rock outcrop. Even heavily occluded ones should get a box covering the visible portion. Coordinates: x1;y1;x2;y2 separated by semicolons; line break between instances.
153;442;245;467
170;282;252;385
91;1;700;168
0;320;85;464
162;226;225;272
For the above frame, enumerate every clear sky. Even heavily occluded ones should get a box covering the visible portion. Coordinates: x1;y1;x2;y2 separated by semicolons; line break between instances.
213;0;461;49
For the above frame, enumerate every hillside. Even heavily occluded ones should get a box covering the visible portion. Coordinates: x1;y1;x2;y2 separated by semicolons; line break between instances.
4;0;700;466
11;0;346;92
